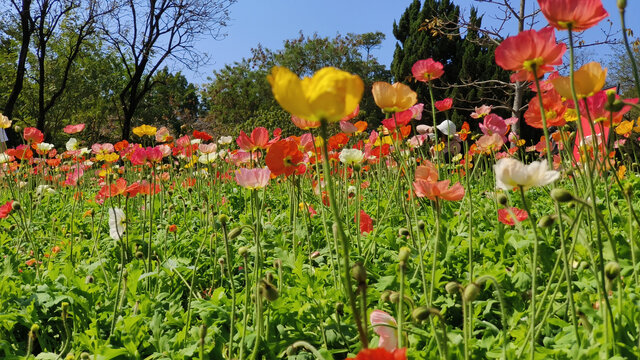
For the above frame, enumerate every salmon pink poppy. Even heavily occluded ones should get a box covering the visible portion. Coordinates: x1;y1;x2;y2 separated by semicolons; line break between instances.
63;123;85;134
435;98;453;112
413;179;465;201
0;200;13;219
525;88;567;129
23;127;44;144
412;58;444;82
498;207;529;225
155;127;172;142
347;348;407;360
237;127;270;151
235;167;271;189
292;115;320;130
538;0;608;32
265;139;304;177
495;27;566;82
471;105;492;119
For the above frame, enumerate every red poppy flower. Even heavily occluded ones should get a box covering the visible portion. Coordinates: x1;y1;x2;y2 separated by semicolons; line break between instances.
6;145;33;160
237;127;270;151
538;0;608;32
23;127;44;144
412;58;445;82
356;210;373;234
328;133;349;152
0;200;14;219
193;130;213;142
435;98;453;112
495;27;566;82
347;348;407;360
114;140;129;152
265;139;304;177
497;207;529;226
524;88;567;129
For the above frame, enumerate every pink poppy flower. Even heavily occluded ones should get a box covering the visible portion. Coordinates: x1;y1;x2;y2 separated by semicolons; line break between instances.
412;59;444;82
370;310;398;352
63;123;85;134
235;167;271;189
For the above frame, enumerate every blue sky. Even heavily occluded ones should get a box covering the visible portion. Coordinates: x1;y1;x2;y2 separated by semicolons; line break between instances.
182;0;639;84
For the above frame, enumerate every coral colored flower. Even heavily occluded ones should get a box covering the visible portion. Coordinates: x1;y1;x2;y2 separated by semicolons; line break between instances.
435;98;453;112
524;88;567;129
552;62;607;99
132;124;157;137
354;121;368;133
155;126;172;142
292;115;320;130
494;158;560;190
347;348;407;360
498;207;529;225
63;123;85;134
0;200;13;219
265;139;304;177
356;210;373;234
237;127;270;151
372;82;417;113
413;179;465;201
495;27;566;82
370;310;398;351
415;161;438;182
23;127;44;144
577;91;637;127
471;105;492;119
538;0;608;32
168;224;177;233
412;58;445;82
268;66;363;123
235;167;271;189
458;122;470;141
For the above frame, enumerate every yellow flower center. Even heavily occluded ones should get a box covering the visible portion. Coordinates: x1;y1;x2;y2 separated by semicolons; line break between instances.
523;57;544;72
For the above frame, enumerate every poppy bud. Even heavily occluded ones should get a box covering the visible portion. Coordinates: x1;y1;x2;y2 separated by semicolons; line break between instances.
85;275;94;284
218;214;229;225
551;189;574;203
445;281;460;295
218;257;225;266
380;291;391;303
463;282;481;302
398;228;410;237
30;323;39;337
238;246;249;257
228;227;242;239
135;251;144;259
618;0;627;9
417;220;426;230
497;193;508;206
605;261;621;280
260;280;279;302
389;292;400;304
265;272;274;283
335;302;344;316
398;246;411;267
199;324;207;344
351;263;367;285
61;301;69;314
11;201;21;211
412;306;432;322
80;353;91;360
537;215;555;228
605;99;625;113
624;183;633;197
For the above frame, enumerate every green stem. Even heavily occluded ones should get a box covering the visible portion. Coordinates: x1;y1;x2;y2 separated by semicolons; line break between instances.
532;68;553;168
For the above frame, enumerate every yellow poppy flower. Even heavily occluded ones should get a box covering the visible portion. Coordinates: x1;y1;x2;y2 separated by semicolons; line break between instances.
133;124;157;137
0;114;11;129
615;120;633;135
617;165;626;180
371;82;417;113
552;62;607;99
267;66;363;123
96;153;119;162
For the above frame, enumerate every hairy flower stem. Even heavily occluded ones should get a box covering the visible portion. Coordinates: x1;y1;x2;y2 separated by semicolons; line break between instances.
221;222;237;358
532;68;554;168
620;7;640;99
319;118;368;348
428;82;440;170
517;185;539;360
239;254;250;360
428;200;441;306
110;238;126;337
398;260;406;348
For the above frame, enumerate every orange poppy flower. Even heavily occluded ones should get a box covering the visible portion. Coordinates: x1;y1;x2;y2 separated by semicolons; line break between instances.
372;82;417;113
265;139;304;177
495;27;566;82
524;88;567;129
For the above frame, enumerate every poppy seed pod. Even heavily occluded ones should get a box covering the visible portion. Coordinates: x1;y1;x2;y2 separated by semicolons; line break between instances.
463;283;481;302
497;193;508;206
551;188;574;203
228;227;242;239
605;261;621;280
618;0;627;9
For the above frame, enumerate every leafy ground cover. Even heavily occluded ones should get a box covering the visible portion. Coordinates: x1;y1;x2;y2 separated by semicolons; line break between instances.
3;1;640;359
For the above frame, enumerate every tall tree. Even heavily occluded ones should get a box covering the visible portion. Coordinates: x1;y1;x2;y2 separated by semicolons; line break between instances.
391;0;510;126
99;0;236;140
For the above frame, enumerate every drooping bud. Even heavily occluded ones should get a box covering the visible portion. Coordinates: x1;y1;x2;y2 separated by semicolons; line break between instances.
497;193;508;206
351;263;367;285
11;201;21;211
551;189;574;203
260;280;279;302
605;261;621;280
335;302;344;316
380;291;391;303
228;227;242;239
445;281;460;295
389;291;400;304
537;215;555;229
412;306;432;322
398;228;410;237
463;282;481;302
398;246;411;268
417;220;426;230
624;183;633;197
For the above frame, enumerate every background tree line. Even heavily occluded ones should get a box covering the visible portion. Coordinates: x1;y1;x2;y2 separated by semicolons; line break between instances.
0;0;634;146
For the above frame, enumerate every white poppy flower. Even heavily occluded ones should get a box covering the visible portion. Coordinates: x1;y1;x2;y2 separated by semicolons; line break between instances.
494;158;560;191
108;207;126;241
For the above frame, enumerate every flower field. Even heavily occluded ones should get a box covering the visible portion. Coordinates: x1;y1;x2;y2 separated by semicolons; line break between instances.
3;1;640;359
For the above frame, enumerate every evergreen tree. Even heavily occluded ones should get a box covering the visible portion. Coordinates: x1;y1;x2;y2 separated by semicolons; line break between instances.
391;0;510;127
